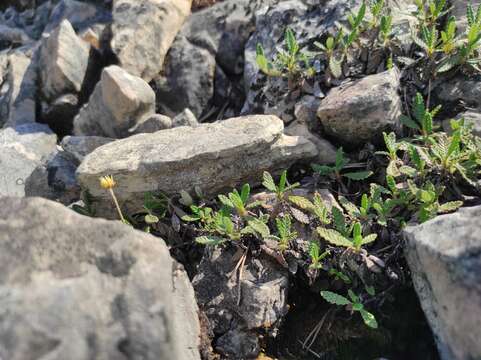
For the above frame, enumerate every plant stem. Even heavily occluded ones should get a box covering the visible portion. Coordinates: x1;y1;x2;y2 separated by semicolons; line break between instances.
109;188;125;222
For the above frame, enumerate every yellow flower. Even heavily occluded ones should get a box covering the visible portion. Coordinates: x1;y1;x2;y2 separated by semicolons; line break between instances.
99;175;116;190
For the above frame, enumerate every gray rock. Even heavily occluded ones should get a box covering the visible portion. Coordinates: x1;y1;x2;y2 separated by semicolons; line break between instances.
61;135;115;162
76;114;318;217
128;114;173;135
242;0;362;120
172;108;199;127
193;246;288;359
435;75;481;110
285;120;337;164
404;206;481;360
25;150;80;205
317;67;402;146
44;0;112;35
0;45;38;127
0;24;32;48
110;0;192;82
39;19;90;101
155;0;280;118
73;65;156;138
0;123;57;196
0;196;201;360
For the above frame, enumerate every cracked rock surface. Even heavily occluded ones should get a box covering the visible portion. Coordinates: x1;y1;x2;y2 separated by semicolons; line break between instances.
0;196;201;360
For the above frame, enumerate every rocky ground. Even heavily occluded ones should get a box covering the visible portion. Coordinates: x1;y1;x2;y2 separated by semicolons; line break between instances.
1;0;481;359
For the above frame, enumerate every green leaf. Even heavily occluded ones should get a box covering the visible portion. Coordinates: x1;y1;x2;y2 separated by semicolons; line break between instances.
438;201;463;213
218;194;234;208
317;227;353;248
247;218;270;238
240;183;250;203
262;171;277;192
361;233;378;245
179;190;193;206
181;214;201;222
285;28;299;55
321;291;351;306
288;195;314;210
329;56;343;78
312;164;334;176
196;236;227;246
360;309;378;329
279;170;288;193
400;115;421;130
144;214;159;224
343;170;373;180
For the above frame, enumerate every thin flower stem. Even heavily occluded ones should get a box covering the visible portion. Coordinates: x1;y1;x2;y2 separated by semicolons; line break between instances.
109;188;125;222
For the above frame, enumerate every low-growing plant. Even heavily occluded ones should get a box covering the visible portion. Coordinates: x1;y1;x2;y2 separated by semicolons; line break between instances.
321;289;378;328
312;147;373;183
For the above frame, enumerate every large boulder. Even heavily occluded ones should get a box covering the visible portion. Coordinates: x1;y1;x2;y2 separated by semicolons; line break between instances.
434;75;481;110
73;65;156;138
0;196;201;360
110;0;192;82
403;206;481;360
39;19;90;101
0;45;37;127
317;68;402;146
154;0;280;118
76;114;318;217
0;123;57;196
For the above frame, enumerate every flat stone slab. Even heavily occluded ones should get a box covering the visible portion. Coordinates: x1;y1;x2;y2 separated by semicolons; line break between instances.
76;114;317;216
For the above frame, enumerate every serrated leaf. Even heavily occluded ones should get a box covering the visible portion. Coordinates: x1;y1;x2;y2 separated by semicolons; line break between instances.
399;165;417;177
329;56;343;78
360;309;378;329
317;227;353;248
400;115;421;130
181;214;201;222
290;207;310;224
247;218;270;238
438;201;463;213
196;236;227;246
262;171;277;192
343;171;373;180
321;291;351;305
339;196;359;216
218;194;234;208
361;233;378;245
288;195;314;210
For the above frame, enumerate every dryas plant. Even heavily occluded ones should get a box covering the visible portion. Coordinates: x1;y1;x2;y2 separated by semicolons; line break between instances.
321;289;378;328
312;147;373;183
256;27;314;83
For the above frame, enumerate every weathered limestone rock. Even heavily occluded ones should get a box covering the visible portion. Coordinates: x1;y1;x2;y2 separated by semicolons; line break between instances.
0;45;37;127
110;0;192;82
128;114;173;135
155;0;279;118
404;206;481;360
0;123;57;196
172;108;199;128
61;135;114;162
435;75;481;110
25;150;80;205
39;19;90;101
76;115;318;216
73;65;155;138
193;246;288;358
0;196;201;360
317;68;402;146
